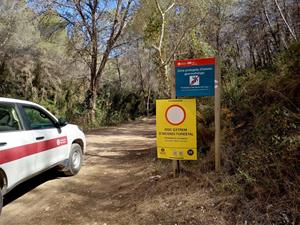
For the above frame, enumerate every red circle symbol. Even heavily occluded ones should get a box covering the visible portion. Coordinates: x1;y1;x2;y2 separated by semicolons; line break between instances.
165;105;186;125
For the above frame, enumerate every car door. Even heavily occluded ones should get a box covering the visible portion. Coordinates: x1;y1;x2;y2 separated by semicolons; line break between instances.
0;102;37;190
20;104;69;172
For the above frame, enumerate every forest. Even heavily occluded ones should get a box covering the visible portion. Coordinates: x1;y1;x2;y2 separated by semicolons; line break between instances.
0;0;299;224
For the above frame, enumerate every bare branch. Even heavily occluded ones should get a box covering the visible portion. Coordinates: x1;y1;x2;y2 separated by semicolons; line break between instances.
274;0;297;40
152;44;159;51
154;0;163;15
113;0;133;41
96;0;133;80
154;0;176;55
74;0;93;36
165;0;175;13
164;31;186;65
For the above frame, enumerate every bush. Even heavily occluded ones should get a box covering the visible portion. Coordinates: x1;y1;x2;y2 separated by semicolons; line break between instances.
220;40;300;223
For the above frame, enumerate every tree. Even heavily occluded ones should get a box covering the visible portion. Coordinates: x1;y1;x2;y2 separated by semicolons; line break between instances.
274;0;297;40
135;0;210;97
39;0;135;122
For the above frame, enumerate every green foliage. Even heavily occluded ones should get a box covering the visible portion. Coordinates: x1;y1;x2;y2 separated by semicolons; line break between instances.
218;41;300;222
94;82;155;126
143;11;162;48
183;28;216;58
173;41;300;223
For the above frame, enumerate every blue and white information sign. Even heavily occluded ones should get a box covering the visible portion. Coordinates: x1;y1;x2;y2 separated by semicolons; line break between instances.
175;58;215;97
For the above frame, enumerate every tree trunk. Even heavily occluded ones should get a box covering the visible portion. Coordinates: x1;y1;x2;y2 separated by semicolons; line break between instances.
158;63;171;97
146;87;151;117
88;11;98;124
248;43;257;69
263;7;280;51
88;78;97;124
115;58;122;89
136;41;145;95
274;0;297;40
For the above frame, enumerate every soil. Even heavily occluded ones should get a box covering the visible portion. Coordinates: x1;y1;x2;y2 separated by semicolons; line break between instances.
0;118;228;225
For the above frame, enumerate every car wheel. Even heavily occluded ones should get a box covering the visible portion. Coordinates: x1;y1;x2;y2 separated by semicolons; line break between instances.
63;143;83;176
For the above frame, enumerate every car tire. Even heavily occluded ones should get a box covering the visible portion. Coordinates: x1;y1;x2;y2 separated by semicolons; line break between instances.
63;143;83;176
0;190;3;215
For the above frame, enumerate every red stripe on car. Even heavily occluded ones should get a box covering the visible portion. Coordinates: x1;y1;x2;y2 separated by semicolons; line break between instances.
0;136;68;165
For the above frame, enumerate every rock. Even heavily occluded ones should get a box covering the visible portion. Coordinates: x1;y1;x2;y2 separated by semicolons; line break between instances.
149;175;161;181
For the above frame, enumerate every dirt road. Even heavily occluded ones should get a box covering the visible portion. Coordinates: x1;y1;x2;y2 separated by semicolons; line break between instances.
0;118;227;225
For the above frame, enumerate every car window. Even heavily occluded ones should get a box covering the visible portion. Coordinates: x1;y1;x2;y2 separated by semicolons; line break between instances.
23;106;56;130
0;103;21;132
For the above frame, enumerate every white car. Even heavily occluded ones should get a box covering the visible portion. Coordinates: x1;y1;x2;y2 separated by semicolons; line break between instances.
0;97;86;213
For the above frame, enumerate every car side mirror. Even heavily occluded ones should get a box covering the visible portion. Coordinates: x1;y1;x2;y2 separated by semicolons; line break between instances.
58;118;68;127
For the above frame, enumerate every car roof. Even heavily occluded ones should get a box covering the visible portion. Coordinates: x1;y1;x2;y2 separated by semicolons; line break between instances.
0;97;58;121
0;97;39;106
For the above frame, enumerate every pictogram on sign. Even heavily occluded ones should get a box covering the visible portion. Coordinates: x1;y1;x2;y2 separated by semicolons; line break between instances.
189;75;200;86
165;105;186;125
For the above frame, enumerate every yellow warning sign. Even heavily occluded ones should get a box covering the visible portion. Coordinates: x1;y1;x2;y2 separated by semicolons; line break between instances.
156;99;197;160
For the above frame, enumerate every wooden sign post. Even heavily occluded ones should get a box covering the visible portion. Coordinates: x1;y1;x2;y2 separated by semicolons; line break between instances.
171;63;180;177
214;56;221;172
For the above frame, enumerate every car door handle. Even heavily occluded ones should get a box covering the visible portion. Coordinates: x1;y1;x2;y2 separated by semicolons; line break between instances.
0;142;7;147
36;136;45;140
